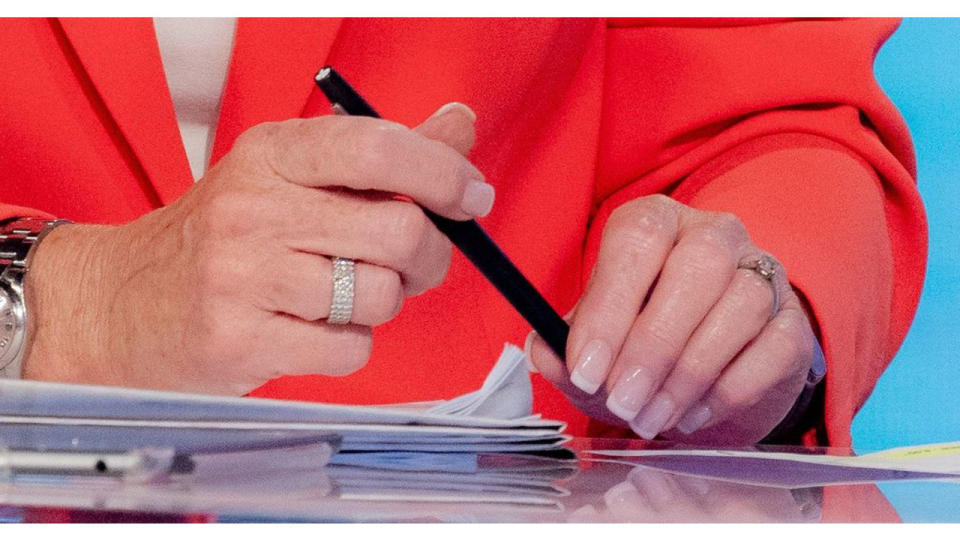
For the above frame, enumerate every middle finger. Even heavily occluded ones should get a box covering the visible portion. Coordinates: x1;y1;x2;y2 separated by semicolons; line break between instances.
261;185;453;296
631;264;776;439
605;216;749;422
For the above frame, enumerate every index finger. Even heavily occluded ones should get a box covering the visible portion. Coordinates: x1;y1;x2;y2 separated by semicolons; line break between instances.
237;115;494;220
564;196;680;395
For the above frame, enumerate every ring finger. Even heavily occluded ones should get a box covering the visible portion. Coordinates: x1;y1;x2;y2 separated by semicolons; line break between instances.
628;264;778;439
263;185;452;296
259;250;404;326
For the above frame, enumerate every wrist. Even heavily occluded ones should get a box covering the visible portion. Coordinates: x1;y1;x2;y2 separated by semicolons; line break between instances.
21;222;121;383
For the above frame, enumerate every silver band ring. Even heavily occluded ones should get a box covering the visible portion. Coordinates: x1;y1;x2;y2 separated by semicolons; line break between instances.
738;254;780;318
328;257;355;324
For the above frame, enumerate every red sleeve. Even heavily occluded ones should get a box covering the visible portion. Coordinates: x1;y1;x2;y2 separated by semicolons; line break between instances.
585;18;926;446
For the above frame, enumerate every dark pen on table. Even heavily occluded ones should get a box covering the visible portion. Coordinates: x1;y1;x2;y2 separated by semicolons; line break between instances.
314;66;570;360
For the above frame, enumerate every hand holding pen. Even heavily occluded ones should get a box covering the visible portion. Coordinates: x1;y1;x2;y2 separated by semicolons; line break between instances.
25;89;495;393
315;67;570;360
313;68;818;446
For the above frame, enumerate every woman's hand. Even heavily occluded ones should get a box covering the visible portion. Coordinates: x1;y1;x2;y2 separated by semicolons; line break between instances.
22;103;484;394
527;195;822;444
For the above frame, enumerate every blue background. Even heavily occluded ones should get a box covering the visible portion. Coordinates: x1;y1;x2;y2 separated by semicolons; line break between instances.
848;17;960;520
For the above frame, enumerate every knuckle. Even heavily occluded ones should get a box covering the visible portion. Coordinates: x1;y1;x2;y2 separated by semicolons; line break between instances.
617;221;666;254
647;193;676;207
710;211;749;241
637;193;677;212
609;196;677;236
607;204;677;258
234;121;277;149
689;222;737;253
233;121;282;172
385;203;431;266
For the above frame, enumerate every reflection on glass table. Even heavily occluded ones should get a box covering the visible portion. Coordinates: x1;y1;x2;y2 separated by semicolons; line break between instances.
0;438;958;523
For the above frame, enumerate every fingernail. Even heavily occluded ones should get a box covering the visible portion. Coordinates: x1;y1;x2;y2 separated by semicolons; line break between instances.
605;367;655;421
630;393;675;440
523;331;539;373
676;404;712;434
461;180;495;217
569;339;612;395
430;102;476;123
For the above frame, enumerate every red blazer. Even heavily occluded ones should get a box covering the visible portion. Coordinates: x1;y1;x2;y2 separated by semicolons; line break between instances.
0;18;926;447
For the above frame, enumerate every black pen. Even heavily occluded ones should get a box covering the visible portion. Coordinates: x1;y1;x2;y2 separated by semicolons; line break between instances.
314;66;570;360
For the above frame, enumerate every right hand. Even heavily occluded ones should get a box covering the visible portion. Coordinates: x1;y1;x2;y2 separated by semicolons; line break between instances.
21;102;488;394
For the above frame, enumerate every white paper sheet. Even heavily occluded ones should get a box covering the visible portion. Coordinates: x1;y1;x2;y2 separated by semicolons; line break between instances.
587;444;960;475
0;344;566;455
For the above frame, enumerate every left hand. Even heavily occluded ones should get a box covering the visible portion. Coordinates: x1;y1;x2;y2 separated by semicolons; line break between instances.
527;195;822;444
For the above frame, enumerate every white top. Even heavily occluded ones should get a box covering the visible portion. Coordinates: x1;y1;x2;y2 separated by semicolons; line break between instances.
154;18;238;180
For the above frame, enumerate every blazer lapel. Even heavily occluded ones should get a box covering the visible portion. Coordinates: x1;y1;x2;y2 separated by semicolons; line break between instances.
210;18;343;164
57;17;193;206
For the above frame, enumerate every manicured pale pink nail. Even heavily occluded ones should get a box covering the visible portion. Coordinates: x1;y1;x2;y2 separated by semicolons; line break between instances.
676;404;712;434
630;393;675;440
461;180;495;217
605;367;655;421
523;331;539;373
429;102;477;122
570;339;612;395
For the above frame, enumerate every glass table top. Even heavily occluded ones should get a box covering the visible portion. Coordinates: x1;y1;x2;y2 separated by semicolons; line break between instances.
0;438;957;523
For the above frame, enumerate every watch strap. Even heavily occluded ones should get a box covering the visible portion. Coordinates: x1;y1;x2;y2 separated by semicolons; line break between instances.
0;217;72;378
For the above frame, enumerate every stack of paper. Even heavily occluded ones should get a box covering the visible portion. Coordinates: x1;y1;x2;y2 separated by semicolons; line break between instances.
0;345;569;458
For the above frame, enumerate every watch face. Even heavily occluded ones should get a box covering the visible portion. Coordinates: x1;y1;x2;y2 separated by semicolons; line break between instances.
0;283;24;369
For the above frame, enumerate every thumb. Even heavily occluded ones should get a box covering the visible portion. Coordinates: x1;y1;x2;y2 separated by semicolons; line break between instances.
524;306;579;392
525;330;568;385
414;102;477;156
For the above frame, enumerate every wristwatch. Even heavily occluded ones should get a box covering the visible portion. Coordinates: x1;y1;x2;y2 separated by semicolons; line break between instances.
0;217;72;379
